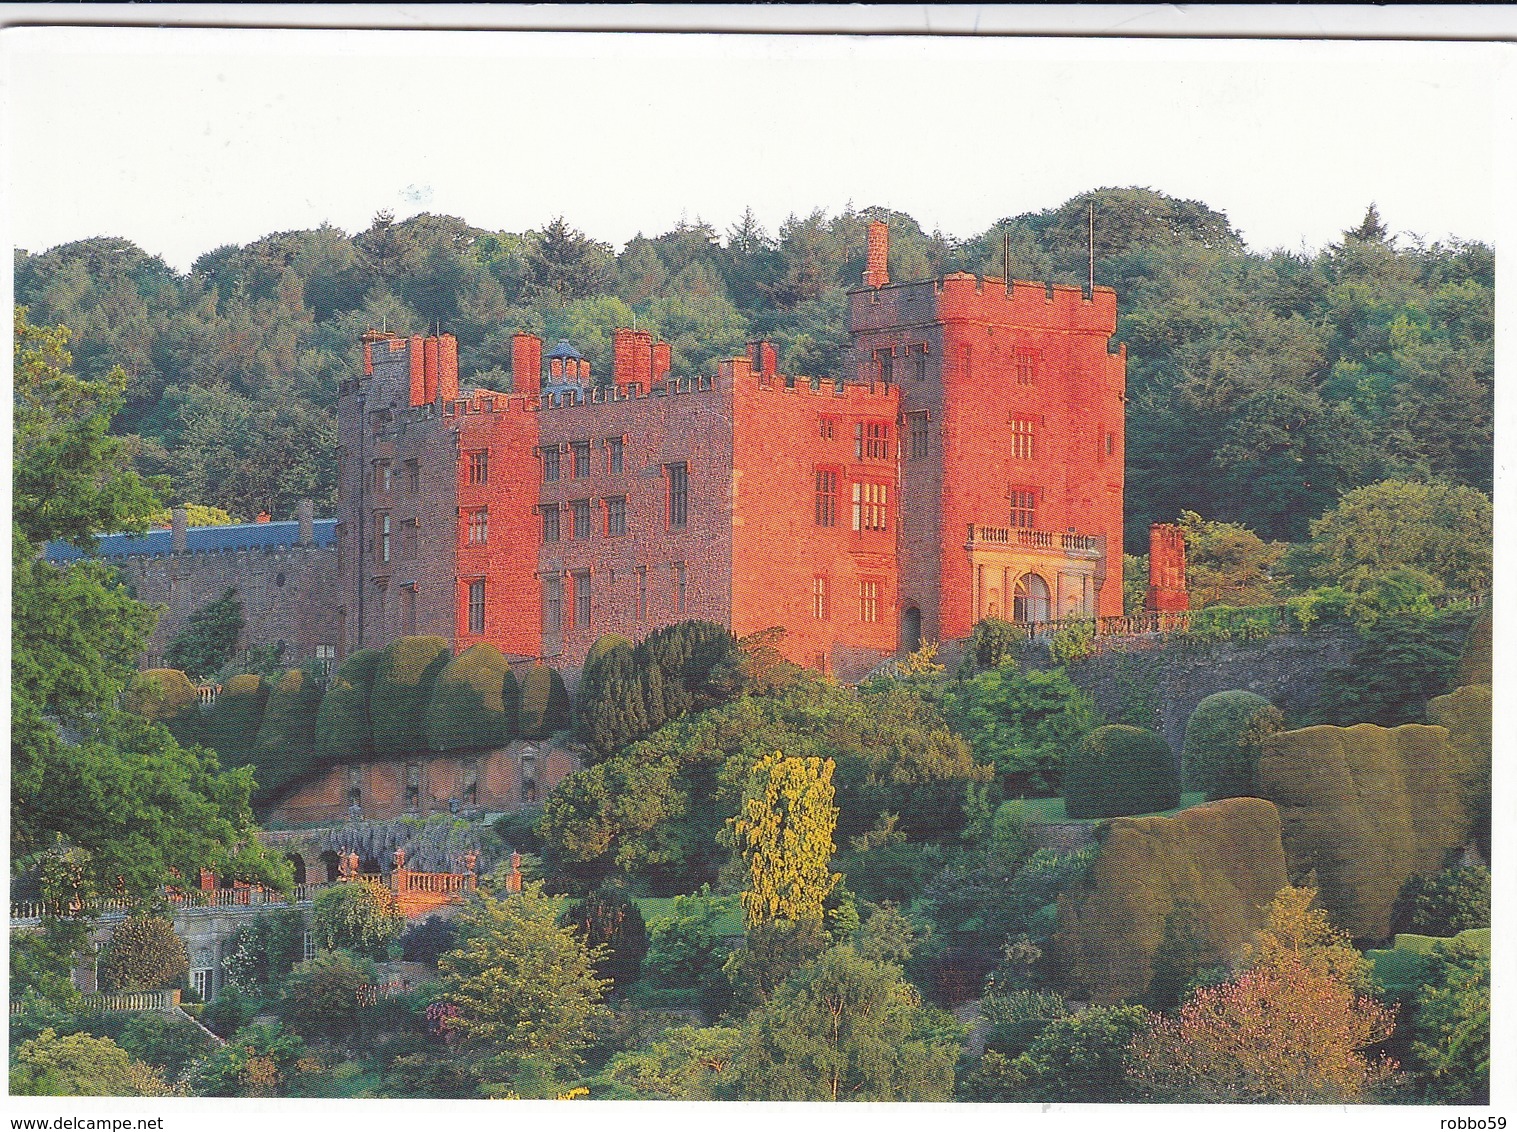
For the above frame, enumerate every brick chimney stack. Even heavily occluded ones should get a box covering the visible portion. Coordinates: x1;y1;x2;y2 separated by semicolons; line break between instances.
171;507;187;553
512;333;542;397
863;220;890;288
1145;523;1189;612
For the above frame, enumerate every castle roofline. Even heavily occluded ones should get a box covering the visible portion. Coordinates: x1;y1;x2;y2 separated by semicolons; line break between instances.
44;518;338;563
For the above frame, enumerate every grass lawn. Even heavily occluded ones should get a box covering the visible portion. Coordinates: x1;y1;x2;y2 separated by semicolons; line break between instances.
1010;791;1208;824
633;896;745;936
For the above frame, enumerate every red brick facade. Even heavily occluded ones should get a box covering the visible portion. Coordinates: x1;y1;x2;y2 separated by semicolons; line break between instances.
1146;522;1190;612
336;225;1128;680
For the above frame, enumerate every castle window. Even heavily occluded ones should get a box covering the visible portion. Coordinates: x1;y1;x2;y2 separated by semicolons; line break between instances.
1014;573;1051;623
813;575;829;621
468;579;485;634
1010;488;1037;528
468;507;489;544
852;482;888;532
374;460;392;494
675;562;687;613
606;496;627;537
819;416;836;440
1105;432;1116;457
572;441;591;479
666;462;688;528
859;579;881;623
815;469;838;527
315;644;335;676
467;450;488;485
607;436;624;475
403;518;418;558
543;575;563;634
405;763;421;811
908;412;929;460
1011;417;1036;460
378;513;391;563
347;765;362;811
407;459;421;491
540;505;560;544
875;348;894;386
572;499;592;541
541;446;560;482
1014;347;1039;386
912;343;928;382
857;421;891;460
572;570;591;627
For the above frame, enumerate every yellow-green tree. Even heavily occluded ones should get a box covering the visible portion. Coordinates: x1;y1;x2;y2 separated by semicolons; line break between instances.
732;752;839;929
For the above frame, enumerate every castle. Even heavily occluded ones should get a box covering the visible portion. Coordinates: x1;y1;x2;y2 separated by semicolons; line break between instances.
52;223;1139;683
335;222;1128;681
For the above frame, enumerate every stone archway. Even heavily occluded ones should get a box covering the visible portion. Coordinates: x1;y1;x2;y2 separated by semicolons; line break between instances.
1014;572;1051;623
901;606;922;653
285;853;306;885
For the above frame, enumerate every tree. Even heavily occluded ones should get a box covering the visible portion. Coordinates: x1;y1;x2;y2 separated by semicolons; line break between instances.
98;914;189;993
438;882;611;1095
564;885;649;988
312;880;404;958
221;908;308;994
961;1004;1151;1102
1408;937;1489;1103
1180;690;1283;799
728;945;960;1101
642;886;741;1014
163;587;244;680
1062;725;1179;818
1128;956;1397;1103
1389;866;1490;937
1174;511;1286;607
1287;480;1492;595
598;1024;742;1100
10;1028;176;1097
280;949;378;1041
1243;886;1370;990
517;663;570;740
940;663;1099;796
732;752;840;929
191;1022;316;1097
368;636;451;756
425;642;514;751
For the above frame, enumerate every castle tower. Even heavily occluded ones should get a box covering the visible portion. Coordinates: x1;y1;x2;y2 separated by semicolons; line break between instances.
1145;522;1189;612
847;223;1126;647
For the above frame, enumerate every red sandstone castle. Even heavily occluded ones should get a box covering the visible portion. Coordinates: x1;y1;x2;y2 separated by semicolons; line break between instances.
336;223;1129;680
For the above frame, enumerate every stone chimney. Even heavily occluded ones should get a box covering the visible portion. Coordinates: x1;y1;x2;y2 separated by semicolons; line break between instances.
171;506;187;553
746;341;778;378
863;220;890;288
298;499;314;546
1145;523;1189;612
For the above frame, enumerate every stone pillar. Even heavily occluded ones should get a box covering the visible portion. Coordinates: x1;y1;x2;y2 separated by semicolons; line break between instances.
298;499;314;546
390;847;408;895
171;507;188;552
1145;523;1189;612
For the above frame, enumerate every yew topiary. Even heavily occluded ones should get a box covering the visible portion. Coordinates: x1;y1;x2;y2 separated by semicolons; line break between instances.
1181;691;1284;800
1427;684;1491;861
122;668;200;724
1257;722;1468;939
577;640;649;758
1064;725;1179;819
250;667;324;801
99;915;189;994
518;663;570;740
314;647;384;763
201;673;267;770
1055;796;1289;1004
368;636;451;757
426;642;514;751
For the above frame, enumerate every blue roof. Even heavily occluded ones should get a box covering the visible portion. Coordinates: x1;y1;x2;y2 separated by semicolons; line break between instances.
546;339;583;361
44;518;338;562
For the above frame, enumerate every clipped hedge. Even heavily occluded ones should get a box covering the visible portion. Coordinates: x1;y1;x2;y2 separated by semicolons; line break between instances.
1181;691;1283;800
426;643;514;751
1257;723;1468;939
578;640;649;758
518;663;570;740
1454;604;1491;687
1064;725;1180;819
122;668;200;724
1426;684;1490;786
201;673;267;770
1367;928;1491;997
99;915;190;994
368;636;451;757
250;668;324;802
314;647;384;764
1055;796;1289;1004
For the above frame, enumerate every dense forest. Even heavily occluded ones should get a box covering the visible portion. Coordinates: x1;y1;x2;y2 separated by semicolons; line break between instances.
13;188;1494;550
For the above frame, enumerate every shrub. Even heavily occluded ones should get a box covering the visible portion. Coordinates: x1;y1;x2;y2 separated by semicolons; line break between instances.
116;1012;217;1080
281;949;377;1040
98;915;188;994
250;667;324;801
564;886;650;988
400;915;459;966
313;880;404;958
1257;722;1469;939
940;664;1099;797
202;985;261;1038
222;909;307;994
1455;604;1492;687
122;668;200;724
164;587;244;681
201;673;267;770
425;642;514;751
10;1028;175;1096
369;636;451;757
1055;797;1288;1004
1427;684;1491;861
1181;690;1284;799
1063;725;1179;819
577;639;649;758
980;988;1069;1058
313;647;384;763
958;617;1023;674
518;663;570;740
1390;866;1490;937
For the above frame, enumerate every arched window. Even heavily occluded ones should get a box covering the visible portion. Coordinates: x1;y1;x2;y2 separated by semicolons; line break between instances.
1013;573;1050;623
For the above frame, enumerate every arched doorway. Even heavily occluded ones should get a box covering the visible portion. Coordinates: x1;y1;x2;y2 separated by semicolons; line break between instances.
901;606;922;653
286;853;306;885
319;850;341;883
1013;573;1050;623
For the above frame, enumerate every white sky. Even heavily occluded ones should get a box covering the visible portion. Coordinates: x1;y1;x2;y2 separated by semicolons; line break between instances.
1;7;1513;273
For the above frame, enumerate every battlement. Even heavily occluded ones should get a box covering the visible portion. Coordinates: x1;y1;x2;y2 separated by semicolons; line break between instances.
852;272;1117;333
